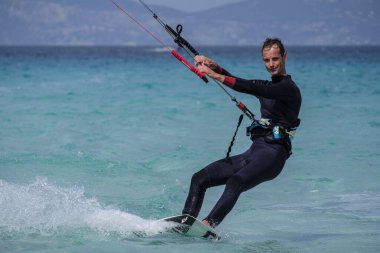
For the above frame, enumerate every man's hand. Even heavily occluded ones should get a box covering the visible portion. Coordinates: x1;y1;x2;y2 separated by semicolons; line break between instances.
194;55;225;83
194;55;218;70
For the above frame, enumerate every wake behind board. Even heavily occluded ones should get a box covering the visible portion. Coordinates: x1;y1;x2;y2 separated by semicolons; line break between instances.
162;214;221;241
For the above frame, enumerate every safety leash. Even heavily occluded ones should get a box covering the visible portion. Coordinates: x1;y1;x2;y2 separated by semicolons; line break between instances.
226;114;244;159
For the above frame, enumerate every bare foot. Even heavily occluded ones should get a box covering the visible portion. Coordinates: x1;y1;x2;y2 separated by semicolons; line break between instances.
202;219;211;227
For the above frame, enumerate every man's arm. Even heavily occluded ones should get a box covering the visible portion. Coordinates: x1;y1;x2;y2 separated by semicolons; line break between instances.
223;77;297;101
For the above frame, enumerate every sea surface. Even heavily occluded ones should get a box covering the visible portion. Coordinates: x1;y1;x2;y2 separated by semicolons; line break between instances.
0;46;379;253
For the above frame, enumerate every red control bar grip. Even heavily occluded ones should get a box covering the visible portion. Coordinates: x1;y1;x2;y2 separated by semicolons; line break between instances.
171;50;208;83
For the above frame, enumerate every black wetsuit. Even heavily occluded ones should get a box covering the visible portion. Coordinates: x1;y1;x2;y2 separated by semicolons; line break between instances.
182;71;302;227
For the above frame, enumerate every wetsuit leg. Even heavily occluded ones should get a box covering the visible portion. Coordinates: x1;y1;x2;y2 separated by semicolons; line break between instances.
204;137;288;227
182;149;253;218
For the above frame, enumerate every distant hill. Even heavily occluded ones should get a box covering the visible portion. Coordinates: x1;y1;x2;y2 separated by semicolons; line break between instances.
0;0;379;46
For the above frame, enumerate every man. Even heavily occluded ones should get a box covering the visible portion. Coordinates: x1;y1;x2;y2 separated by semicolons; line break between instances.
182;38;302;228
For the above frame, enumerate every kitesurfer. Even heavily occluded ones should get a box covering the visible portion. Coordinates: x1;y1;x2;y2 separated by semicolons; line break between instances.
182;38;302;228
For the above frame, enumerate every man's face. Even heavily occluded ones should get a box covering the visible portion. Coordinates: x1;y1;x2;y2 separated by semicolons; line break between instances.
262;45;287;76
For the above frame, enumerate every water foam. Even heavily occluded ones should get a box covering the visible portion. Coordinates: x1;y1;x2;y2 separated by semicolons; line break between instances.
0;177;170;237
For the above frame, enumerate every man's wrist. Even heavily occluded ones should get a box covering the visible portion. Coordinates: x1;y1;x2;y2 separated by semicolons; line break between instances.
222;76;236;87
212;73;225;83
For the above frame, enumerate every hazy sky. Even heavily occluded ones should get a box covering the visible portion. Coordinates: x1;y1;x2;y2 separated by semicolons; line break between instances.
139;0;245;12
1;0;379;46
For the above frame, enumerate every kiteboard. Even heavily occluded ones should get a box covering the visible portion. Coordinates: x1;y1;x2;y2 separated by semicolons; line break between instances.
161;214;221;241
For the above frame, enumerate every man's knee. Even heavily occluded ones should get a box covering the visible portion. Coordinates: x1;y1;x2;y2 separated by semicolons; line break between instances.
190;170;209;189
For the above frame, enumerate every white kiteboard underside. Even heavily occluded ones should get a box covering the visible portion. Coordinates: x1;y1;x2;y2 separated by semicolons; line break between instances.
161;214;221;241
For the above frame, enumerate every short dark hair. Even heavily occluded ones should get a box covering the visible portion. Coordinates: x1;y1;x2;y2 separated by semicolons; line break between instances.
262;38;285;57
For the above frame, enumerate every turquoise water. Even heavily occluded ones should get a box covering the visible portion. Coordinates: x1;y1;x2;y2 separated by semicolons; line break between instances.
1;46;380;252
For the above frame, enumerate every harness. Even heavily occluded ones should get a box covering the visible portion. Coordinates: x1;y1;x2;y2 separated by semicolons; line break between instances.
246;118;299;157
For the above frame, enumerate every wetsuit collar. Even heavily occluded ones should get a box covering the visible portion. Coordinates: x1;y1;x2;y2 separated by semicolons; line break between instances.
271;74;290;82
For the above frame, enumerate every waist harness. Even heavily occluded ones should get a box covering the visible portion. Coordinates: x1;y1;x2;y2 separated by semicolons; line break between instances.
246;118;298;157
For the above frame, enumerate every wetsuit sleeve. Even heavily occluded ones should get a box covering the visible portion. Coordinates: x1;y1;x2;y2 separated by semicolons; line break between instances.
214;65;236;78
223;77;296;101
